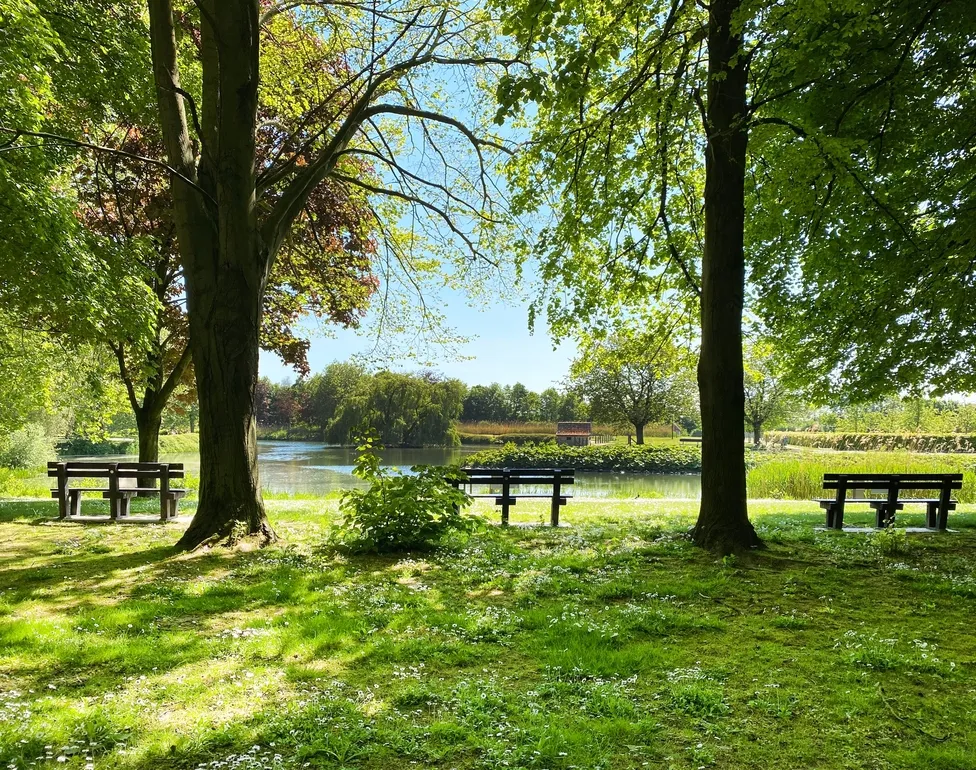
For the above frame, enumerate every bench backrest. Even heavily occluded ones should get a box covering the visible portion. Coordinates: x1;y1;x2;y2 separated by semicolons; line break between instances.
460;467;575;485
48;461;185;480
823;473;962;490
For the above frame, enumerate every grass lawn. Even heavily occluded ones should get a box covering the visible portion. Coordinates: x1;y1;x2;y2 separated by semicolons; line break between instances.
1;498;975;769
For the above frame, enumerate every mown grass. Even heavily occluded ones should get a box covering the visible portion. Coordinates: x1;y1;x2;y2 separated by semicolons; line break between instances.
1;498;975;769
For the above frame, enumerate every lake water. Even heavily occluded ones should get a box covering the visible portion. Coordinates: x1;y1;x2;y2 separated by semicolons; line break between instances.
72;440;702;499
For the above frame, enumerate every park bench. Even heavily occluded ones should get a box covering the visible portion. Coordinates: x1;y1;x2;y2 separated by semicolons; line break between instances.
453;467;574;526
48;461;187;521
815;473;962;530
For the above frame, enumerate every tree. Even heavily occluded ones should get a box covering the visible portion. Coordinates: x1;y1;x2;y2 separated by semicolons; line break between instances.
1;1;519;548
570;322;695;444
539;388;562;422
300;362;368;438
494;0;966;551
462;384;512;422
75;104;377;467
748;2;976;405
328;371;465;446
506;382;538;422
743;342;795;445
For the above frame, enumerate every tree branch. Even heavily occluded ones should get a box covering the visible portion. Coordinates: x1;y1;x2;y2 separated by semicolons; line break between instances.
0;127;214;205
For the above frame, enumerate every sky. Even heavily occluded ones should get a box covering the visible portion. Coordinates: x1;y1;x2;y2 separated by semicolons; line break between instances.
258;285;578;392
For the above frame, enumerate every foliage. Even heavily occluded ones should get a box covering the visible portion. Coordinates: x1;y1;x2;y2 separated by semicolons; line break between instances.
0;423;53;469
817;397;976;435
0;467;51;497
458;432;556;446
748;3;976;402
461;383;588;423
743;340;800;444
335;436;476;552
767;432;976;455
464;441;701;473
569;318;697;443
0;1;159;357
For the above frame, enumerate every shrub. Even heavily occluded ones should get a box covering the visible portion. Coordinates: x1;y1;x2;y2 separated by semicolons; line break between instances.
0;423;54;469
56;437;134;456
458;432;555;445
335;435;478;552
767;431;976;453
463;442;701;473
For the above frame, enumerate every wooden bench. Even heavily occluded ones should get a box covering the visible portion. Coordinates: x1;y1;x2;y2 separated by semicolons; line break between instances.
815;473;962;530
453;467;574;526
48;461;187;521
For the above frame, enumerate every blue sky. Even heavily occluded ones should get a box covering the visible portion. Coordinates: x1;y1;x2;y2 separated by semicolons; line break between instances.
258;286;578;392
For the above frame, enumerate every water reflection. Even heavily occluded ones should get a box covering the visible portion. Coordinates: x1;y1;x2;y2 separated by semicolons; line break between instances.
71;440;702;500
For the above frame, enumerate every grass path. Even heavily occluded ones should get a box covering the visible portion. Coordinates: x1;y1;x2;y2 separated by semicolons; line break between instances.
1;499;975;769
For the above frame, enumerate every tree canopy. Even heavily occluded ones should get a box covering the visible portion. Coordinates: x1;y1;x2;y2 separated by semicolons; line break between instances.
569;320;696;444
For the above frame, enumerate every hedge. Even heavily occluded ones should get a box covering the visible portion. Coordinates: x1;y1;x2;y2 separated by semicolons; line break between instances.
767;431;976;454
458;433;555;446
463;442;701;473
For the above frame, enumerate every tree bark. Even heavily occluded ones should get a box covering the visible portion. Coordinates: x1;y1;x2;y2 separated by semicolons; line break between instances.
635;422;646;445
752;422;762;446
150;0;276;550
135;407;163;495
175;263;275;548
691;0;762;554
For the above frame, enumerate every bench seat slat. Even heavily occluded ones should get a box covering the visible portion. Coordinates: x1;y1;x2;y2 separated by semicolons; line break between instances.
108;488;187;496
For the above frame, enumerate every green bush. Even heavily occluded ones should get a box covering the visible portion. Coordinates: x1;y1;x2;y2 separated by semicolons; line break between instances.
768;431;976;453
463;442;701;473
335;435;478;552
56;437;134;457
0;424;54;469
458;433;555;445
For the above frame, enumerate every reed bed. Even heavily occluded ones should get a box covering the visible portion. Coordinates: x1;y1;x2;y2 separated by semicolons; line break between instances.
748;450;976;502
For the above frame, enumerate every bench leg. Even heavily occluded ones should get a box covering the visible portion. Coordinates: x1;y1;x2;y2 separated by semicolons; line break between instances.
875;505;895;529
826;503;844;530
68;490;82;517
926;502;939;529
937;505;950;531
118;496;131;518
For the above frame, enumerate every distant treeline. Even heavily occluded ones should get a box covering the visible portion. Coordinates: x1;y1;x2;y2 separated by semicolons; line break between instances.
256;363;588;446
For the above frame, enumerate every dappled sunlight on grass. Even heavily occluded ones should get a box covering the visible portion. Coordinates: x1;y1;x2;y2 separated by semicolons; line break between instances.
0;498;975;768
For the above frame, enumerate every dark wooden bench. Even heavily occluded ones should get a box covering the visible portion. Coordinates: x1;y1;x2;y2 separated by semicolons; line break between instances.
48;461;187;521
453;467;574;526
815;473;962;530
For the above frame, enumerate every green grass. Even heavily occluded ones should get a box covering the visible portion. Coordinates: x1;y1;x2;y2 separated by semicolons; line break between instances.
1;498;975;769
748;449;976;502
157;434;200;454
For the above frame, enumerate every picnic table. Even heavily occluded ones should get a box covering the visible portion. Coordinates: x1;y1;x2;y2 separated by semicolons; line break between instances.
815;472;961;530
48;461;187;521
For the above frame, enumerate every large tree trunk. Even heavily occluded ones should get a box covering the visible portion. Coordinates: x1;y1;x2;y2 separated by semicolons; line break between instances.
691;0;761;554
150;0;275;550
634;422;646;445
175;262;275;549
135;407;162;496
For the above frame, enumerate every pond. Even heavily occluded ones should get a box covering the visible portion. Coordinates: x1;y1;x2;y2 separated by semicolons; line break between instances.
71;440;702;500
